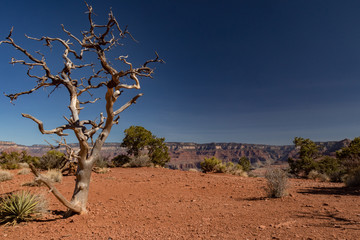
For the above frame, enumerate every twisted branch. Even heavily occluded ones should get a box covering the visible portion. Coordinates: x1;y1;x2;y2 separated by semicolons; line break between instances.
22;113;70;136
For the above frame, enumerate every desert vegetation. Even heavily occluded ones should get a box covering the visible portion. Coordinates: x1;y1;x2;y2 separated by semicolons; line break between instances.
288;136;360;186
0;170;13;182
0;151;39;170
265;168;289;198
0;190;47;225
200;156;249;176
112;126;170;168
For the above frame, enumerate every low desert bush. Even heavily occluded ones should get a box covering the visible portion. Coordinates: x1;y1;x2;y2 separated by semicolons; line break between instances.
238;157;251;172
123;155;152;168
200;157;224;173
0;151;40;170
307;170;330;182
0;170;13;182
17;168;31;175
265;168;289;198
345;168;360;187
93;167;110;174
111;154;131;167
94;157;110;168
18;162;29;169
200;158;248;176
37;150;66;170
0;190;48;225
225;162;247;176
45;169;63;183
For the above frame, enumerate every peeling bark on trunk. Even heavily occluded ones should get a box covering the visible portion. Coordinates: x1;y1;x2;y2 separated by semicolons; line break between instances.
70;162;93;214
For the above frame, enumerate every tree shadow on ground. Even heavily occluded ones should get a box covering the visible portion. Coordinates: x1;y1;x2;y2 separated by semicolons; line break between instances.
298;186;360;196
240;197;268;201
296;211;360;231
33;210;70;223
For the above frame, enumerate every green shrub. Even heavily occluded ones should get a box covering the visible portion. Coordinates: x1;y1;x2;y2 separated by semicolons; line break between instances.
345;168;360;187
0;151;21;169
317;156;343;182
238;157;251;172
200;157;224;173
0;170;13;182
336;137;360;172
265;168;289;198
0;190;48;225
225;162;247;176
288;137;320;176
307;170;330;182
111;154;131;167
37;150;66;170
0;151;39;170
121;126;170;167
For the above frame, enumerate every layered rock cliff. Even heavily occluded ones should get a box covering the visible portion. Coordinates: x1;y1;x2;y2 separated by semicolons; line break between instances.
0;139;351;170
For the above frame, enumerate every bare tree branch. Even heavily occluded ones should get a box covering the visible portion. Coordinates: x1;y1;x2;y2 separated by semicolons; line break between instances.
29;163;82;213
22;113;70;136
113;93;143;116
79;98;100;105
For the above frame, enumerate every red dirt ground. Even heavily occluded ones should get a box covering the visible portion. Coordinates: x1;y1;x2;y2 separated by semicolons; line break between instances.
1;167;360;239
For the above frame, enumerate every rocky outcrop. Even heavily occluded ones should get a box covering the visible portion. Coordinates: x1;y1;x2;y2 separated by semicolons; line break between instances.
0;139;351;170
166;142;295;169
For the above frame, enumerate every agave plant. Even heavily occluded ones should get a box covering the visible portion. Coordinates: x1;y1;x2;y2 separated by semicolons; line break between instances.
0;190;47;225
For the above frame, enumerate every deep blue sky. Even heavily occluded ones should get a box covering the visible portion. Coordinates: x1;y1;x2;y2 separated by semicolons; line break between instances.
1;0;360;146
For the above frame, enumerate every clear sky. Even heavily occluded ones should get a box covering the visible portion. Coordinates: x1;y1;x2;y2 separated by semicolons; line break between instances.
1;0;360;146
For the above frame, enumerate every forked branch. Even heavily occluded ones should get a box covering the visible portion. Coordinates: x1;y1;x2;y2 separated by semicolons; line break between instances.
29;163;82;213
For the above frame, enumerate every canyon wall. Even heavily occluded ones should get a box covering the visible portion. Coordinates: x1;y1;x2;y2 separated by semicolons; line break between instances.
0;139;350;170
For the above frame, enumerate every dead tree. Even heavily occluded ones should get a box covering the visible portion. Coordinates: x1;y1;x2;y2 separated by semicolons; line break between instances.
0;4;163;214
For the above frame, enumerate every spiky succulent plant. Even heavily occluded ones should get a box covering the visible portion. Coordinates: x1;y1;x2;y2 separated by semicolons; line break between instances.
0;190;47;225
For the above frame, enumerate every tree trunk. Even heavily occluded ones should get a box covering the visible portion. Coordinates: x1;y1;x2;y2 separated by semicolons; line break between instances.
69;160;93;214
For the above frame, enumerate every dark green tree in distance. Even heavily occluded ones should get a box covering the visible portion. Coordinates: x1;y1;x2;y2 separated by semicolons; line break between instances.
148;137;170;167
336;137;360;186
336;137;360;173
121;126;153;157
238;156;251;172
121;126;170;167
288;137;320;176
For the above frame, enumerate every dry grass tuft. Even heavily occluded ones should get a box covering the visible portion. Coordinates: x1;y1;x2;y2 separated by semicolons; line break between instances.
0;170;13;182
45;169;63;183
17;168;31;175
93;167;110;174
265;168;289;198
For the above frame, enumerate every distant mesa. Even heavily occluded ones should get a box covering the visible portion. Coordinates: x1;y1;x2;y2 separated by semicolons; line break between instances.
0;139;350;170
0;141;16;146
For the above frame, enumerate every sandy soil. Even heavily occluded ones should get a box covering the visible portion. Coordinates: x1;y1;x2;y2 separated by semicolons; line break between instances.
0;167;359;239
